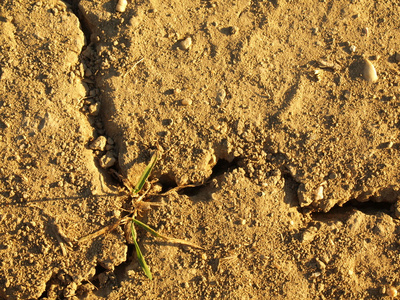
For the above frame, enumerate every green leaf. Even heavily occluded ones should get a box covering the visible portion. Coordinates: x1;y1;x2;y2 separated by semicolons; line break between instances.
132;217;162;238
132;218;204;250
133;151;158;194
131;221;153;280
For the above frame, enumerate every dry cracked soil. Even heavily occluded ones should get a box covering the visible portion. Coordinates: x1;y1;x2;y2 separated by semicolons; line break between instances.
1;0;400;299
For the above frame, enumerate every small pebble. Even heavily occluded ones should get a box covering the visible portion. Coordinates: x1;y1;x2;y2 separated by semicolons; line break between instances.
387;286;398;297
349;45;356;53
314;185;324;201
315;258;326;270
328;172;337;179
116;0;127;12
99;151;116;169
216;88;226;104
63;282;77;298
301;226;317;243
89;136;107;151
363;59;378;82
394;201;400;218
85;68;93;77
201;253;207;260
181;98;192;106
90;34;100;43
395;52;400;63
229;26;239;35
88;103;100;116
107;137;115;145
178;37;192;50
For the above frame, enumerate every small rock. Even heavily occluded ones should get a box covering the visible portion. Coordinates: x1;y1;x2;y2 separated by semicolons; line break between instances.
395;52;400;63
63;282;77;298
90;34;100;43
363;59;378;82
229;26;239;35
107;137;114;145
89;136;107;151
347;210;365;232
314;184;324;201
181;98;192;106
98;272;109;286
99;151;116;169
394;201;400;218
116;0;127;12
88;102;100;116
328;172;337;179
178;36;192;50
387;286;398;297
343;90;351;99
315;257;326;270
85;68;93;77
301;226;318;242
349;45;356;53
216;88;226;104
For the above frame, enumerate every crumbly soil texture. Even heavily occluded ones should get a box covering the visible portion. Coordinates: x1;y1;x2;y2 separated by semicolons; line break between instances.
1;0;400;299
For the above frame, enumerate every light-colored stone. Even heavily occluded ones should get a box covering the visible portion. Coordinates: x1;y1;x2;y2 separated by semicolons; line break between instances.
363;59;378;82
99;151;116;168
89;136;107;151
178;36;192;50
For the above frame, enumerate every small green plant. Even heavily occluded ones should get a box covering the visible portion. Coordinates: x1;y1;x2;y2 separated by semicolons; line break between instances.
127;151;203;279
128;151;158;280
79;151;203;279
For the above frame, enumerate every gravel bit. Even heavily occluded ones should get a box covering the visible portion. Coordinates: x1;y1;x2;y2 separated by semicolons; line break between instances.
99;151;116;169
178;36;192;50
216;88;226;104
89;136;107;151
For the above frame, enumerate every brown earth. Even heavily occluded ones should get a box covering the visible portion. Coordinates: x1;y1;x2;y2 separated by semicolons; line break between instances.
1;0;400;299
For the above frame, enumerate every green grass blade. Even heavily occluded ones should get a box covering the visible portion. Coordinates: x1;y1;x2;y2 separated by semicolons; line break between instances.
132;217;162;238
131;221;153;280
133;151;158;194
132;218;204;250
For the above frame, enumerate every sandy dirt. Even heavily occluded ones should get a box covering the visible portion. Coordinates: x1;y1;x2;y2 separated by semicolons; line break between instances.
1;0;400;299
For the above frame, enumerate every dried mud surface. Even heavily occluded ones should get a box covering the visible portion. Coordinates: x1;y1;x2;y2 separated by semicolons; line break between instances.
1;0;400;299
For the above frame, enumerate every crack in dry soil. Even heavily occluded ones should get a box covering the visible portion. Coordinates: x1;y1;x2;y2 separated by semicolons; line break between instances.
2;0;400;299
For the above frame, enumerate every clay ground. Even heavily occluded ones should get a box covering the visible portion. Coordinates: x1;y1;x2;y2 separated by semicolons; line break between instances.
1;0;400;299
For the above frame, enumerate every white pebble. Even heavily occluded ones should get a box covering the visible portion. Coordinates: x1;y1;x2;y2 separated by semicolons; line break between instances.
116;0;127;12
314;183;325;201
363;59;378;82
349;45;356;53
178;37;192;50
